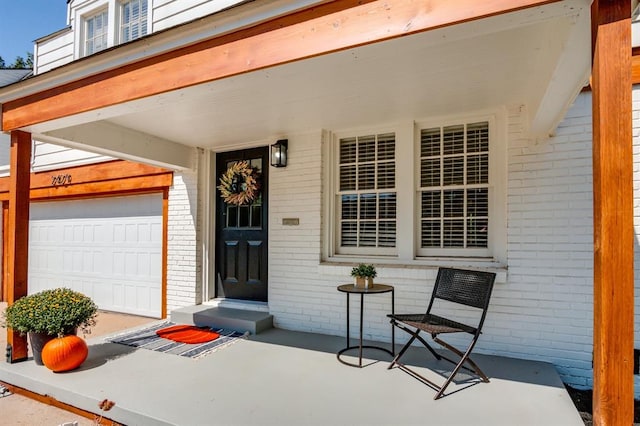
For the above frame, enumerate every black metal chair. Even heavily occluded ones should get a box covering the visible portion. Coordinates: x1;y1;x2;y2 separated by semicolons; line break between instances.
388;267;496;399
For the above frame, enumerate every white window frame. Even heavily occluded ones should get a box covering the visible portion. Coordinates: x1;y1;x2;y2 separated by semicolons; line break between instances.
83;8;110;57
324;111;506;265
119;0;149;43
415;118;495;258
72;0;152;59
333;129;398;257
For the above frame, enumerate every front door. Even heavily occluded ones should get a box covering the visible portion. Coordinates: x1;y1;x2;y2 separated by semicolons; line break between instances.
215;147;268;301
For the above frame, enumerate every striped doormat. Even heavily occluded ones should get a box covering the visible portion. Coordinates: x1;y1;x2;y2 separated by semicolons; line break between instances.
108;321;248;359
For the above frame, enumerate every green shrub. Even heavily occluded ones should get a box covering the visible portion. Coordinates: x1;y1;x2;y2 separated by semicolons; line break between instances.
2;288;97;336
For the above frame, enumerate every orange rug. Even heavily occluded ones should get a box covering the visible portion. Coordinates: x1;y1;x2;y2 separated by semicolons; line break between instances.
155;324;220;344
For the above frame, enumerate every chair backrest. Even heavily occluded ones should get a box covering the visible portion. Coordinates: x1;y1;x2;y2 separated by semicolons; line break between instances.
431;268;496;310
425;268;496;334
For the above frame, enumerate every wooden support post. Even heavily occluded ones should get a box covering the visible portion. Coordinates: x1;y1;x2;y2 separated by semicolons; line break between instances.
5;130;32;363
1;202;7;302
161;189;169;319
591;1;633;425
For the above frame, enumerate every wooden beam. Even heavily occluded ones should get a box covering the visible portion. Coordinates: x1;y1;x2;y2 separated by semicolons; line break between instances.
0;160;172;201
1;203;6;302
599;47;640;85
0;381;122;425
632;51;640;84
591;1;633;425
24;176;172;201
2;0;559;131
161;189;169;319
6;131;32;362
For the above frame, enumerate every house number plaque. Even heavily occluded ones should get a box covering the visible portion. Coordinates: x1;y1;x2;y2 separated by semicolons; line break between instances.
51;174;72;186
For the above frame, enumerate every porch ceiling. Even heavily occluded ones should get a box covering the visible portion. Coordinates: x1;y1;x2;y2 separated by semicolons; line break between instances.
10;0;590;167
107;12;589;150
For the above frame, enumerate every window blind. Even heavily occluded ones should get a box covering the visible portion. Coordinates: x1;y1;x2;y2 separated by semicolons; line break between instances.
338;133;396;250
121;0;148;43
420;121;489;249
85;11;109;55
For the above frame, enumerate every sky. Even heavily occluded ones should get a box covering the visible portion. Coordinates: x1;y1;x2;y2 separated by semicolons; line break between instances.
0;0;68;66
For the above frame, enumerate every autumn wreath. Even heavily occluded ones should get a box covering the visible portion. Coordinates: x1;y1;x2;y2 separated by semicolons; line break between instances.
218;161;259;205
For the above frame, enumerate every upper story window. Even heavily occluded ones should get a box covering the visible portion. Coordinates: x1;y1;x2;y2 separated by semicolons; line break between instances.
85;9;109;56
120;0;148;43
76;1;150;58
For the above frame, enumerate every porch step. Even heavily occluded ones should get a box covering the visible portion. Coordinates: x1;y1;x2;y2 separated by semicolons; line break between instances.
170;305;273;335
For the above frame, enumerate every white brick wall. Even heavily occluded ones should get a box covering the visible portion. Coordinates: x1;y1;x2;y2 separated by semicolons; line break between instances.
162;91;634;394
267;132;430;341
501;88;640;394
263;94;599;392
268;131;474;343
166;168;201;311
268;131;328;331
504;94;594;389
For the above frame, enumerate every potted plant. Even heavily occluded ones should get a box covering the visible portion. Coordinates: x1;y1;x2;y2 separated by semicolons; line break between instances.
1;288;97;366
351;264;377;289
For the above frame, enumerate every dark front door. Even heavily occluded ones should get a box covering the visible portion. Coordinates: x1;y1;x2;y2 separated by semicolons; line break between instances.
215;147;268;301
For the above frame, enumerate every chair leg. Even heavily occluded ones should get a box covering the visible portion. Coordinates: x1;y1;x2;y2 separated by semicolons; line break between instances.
390;321;441;362
389;322;490;400
388;332;459;400
388;333;416;370
434;353;472;400
434;336;489;382
433;337;486;400
414;332;441;361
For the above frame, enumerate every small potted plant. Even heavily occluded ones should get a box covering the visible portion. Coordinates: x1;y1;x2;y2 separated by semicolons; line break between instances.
351;264;377;289
2;288;97;367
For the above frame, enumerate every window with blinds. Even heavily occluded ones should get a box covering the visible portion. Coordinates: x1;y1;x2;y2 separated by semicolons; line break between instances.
419;121;489;252
337;133;396;252
120;0;148;43
85;10;109;56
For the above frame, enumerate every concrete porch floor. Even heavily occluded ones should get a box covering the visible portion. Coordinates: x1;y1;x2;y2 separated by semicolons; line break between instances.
0;321;583;426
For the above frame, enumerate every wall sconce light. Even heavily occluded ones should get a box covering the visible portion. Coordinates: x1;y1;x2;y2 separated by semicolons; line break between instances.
270;139;288;168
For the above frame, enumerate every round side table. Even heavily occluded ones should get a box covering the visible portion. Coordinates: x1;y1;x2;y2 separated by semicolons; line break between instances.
336;283;395;368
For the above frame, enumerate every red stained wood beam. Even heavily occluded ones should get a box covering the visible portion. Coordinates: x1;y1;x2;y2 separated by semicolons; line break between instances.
0;160;172;201
591;1;634;425
632;47;640;84
0;381;122;425
6;131;32;362
1;203;6;302
2;0;559;131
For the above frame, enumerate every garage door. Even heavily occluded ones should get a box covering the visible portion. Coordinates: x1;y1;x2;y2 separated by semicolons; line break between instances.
28;194;162;318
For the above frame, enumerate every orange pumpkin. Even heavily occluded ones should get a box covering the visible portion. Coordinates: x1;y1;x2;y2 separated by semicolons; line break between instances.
41;335;88;372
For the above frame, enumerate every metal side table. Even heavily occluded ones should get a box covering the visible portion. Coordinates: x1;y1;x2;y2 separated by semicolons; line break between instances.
336;283;395;368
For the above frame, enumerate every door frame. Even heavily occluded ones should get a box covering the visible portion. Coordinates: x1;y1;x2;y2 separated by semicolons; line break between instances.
213;146;269;302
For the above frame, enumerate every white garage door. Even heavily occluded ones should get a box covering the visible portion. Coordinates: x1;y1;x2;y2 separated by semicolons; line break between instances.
28;194;162;318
